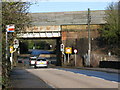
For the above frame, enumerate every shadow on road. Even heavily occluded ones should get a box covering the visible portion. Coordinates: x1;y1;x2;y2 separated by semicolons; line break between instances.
8;66;54;89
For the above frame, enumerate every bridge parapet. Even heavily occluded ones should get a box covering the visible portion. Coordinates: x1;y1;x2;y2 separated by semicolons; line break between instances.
25;25;61;32
17;25;61;38
17;31;61;38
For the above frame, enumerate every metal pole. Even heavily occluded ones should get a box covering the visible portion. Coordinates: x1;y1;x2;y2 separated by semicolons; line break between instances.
10;48;16;68
75;53;76;66
64;54;66;64
68;54;69;63
88;8;91;66
6;31;8;60
10;53;13;69
62;52;66;64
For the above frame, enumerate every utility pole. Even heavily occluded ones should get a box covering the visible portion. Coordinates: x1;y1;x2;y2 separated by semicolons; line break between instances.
87;8;91;66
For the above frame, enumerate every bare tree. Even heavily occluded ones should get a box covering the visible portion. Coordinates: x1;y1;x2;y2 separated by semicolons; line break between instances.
2;1;32;88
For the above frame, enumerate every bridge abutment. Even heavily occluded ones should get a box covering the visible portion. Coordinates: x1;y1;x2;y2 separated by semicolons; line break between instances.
56;37;62;66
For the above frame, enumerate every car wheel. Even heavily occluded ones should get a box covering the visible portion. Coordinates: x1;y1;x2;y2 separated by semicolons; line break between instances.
45;66;48;68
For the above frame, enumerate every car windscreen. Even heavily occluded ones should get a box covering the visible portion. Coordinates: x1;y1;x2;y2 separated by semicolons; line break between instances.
37;59;46;61
30;58;36;60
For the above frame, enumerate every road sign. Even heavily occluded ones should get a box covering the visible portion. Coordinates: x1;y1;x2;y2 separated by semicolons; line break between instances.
13;39;19;48
14;44;19;48
60;44;64;52
74;49;77;54
74;49;77;66
13;39;19;44
65;47;72;63
10;46;13;53
65;47;72;54
6;25;15;32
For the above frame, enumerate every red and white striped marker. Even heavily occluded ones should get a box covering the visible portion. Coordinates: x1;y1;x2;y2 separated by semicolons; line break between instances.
6;25;15;32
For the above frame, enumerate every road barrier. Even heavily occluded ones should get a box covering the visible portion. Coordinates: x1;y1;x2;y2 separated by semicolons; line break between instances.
99;61;120;69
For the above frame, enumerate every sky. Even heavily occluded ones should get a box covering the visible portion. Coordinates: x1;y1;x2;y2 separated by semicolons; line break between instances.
28;0;118;13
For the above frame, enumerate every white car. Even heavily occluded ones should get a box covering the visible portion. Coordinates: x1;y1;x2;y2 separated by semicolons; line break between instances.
34;57;48;68
29;56;37;66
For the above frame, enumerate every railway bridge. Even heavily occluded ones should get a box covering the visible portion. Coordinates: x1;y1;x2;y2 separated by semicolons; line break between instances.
17;10;106;66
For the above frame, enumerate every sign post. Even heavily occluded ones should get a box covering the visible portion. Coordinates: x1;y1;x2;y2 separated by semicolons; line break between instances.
10;46;13;67
74;49;77;66
61;44;66;64
65;47;72;63
6;24;15;59
10;46;16;69
68;54;70;63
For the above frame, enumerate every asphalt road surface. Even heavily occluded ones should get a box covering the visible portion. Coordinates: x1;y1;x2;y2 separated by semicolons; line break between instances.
10;67;53;89
26;68;119;88
15;57;119;89
57;68;119;82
